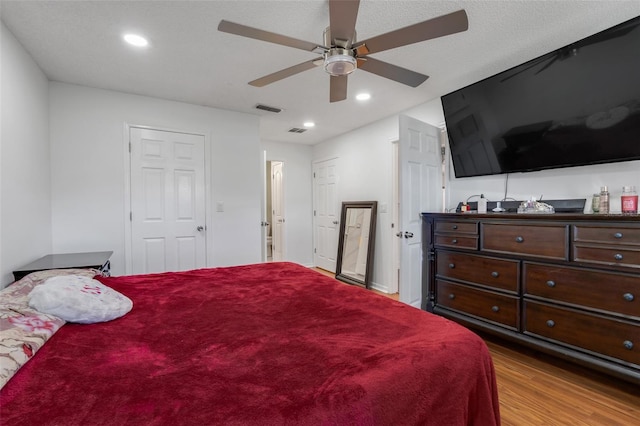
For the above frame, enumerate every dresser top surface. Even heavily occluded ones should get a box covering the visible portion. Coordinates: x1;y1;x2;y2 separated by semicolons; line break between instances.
423;212;640;222
14;251;113;272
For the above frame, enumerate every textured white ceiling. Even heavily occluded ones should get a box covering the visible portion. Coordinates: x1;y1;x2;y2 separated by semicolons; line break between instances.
2;0;639;145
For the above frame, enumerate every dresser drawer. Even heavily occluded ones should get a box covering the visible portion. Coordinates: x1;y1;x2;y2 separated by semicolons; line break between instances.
438;251;519;292
437;280;518;329
573;244;640;270
434;220;478;235
434;234;478;250
574;225;640;246
524;301;639;366
523;262;639;318
481;223;569;260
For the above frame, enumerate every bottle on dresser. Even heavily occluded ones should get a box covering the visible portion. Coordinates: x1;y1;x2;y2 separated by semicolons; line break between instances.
478;194;487;213
621;186;638;214
598;186;610;214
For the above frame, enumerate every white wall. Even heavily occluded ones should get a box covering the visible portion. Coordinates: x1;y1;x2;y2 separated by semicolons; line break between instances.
49;82;262;276
445;159;640;213
262;140;314;266
313;116;398;293
313;96;640;294
0;22;52;288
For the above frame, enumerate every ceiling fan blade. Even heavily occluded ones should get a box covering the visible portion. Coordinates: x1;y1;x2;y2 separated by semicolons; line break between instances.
358;57;428;87
357;9;468;55
249;58;322;87
329;0;360;46
330;75;348;103
218;20;322;52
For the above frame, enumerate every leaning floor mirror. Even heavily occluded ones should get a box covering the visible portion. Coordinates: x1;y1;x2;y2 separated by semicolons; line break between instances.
335;201;377;289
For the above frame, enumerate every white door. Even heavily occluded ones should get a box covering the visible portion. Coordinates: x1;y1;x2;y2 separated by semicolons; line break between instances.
313;158;339;272
271;161;285;261
398;115;441;308
130;127;206;274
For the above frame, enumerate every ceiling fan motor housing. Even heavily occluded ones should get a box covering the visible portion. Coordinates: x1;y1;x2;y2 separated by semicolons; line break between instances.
324;48;357;76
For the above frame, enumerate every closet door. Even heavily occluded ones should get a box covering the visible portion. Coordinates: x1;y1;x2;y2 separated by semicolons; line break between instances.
129;127;206;274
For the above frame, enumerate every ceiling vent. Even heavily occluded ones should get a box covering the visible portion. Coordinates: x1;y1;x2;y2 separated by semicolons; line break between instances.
255;104;282;113
288;127;307;133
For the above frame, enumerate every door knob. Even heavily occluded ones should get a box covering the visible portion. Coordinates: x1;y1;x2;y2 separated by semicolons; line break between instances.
404;231;414;238
333;220;339;224
395;232;403;238
196;226;204;232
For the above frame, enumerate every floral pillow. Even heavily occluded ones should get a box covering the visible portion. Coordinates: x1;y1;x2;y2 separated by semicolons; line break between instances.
0;269;99;389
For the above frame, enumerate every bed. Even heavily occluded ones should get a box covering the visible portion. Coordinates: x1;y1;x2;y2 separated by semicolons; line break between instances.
0;262;500;425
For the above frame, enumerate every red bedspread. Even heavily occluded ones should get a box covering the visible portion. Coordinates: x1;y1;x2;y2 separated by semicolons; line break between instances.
0;262;500;425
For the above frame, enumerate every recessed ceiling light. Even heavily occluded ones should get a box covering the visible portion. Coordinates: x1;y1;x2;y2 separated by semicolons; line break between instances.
303;122;315;128
356;93;371;101
123;34;149;47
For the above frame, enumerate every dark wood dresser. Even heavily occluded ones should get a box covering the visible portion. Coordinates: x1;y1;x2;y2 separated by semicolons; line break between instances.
421;213;639;384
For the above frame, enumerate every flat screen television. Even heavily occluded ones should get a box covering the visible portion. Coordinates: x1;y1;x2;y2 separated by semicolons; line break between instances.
441;15;640;178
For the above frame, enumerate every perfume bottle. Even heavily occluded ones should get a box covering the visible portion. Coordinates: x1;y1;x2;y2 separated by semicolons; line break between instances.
598;186;610;214
621;186;638;214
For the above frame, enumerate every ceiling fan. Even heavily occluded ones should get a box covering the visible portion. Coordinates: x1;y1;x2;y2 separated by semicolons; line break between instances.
218;0;468;102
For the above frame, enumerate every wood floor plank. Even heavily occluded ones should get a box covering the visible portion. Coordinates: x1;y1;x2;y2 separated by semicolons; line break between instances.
485;336;640;425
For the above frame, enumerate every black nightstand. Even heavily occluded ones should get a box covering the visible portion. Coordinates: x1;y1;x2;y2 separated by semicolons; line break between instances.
12;251;113;281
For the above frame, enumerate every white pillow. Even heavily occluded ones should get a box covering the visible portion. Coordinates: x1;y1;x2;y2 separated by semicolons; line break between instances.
28;275;132;324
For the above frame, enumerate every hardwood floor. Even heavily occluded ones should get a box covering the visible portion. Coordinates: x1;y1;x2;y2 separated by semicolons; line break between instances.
314;266;639;424
485;335;639;425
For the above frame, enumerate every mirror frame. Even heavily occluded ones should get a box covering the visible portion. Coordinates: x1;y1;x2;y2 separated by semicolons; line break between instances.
335;201;377;289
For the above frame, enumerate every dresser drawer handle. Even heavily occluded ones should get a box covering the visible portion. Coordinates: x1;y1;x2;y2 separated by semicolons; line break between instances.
614;253;623;261
491;305;500;312
449;293;456;300
614;232;623;239
491;271;499;278
452;225;458;230
546;320;555;328
515;236;524;243
623;340;634;350
448;263;455;269
546;280;556;288
623;293;635;302
451;239;458;244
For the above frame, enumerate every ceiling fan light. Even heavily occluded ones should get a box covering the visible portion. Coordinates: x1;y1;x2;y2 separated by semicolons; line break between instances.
324;50;357;76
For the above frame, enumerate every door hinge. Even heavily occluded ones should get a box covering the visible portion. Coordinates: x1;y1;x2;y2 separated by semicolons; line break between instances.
129;142;132;153
314;210;316;216
427;249;435;261
129;212;132;221
314;248;317;253
313;172;316;178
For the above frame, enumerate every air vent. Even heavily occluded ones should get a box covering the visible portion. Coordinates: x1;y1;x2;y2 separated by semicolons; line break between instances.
288;127;307;133
255;104;282;113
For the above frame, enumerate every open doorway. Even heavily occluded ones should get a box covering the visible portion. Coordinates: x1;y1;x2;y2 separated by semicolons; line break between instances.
264;160;285;262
